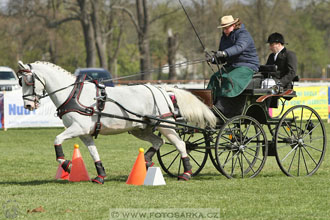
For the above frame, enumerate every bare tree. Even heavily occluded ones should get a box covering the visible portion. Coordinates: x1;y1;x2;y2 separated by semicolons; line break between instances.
135;0;151;80
114;0;180;80
236;0;292;63
91;1;107;69
167;28;179;80
76;0;96;67
107;12;124;77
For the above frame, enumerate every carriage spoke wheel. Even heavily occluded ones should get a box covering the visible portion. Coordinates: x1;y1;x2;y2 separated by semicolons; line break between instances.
215;116;268;178
207;130;225;174
275;105;326;177
157;129;209;178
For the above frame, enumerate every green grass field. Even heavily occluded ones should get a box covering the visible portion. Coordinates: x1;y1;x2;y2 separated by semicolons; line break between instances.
0;125;329;220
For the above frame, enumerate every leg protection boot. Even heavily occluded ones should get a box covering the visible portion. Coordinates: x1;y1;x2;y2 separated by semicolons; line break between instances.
178;157;192;181
144;147;157;169
92;161;106;184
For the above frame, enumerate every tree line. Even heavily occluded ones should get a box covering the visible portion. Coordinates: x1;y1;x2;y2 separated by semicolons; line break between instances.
0;0;329;81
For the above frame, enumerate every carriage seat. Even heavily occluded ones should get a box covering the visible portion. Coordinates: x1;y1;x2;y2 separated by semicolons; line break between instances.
244;65;299;95
244;72;263;91
259;65;278;78
244;65;277;92
258;65;300;88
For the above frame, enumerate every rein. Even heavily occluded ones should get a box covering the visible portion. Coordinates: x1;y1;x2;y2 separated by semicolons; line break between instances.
19;58;205;100
102;57;206;84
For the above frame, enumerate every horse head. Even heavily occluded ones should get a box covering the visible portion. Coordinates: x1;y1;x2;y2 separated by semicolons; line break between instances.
17;61;46;111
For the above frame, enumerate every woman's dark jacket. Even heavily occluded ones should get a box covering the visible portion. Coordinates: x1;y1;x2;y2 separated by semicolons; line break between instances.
219;24;259;72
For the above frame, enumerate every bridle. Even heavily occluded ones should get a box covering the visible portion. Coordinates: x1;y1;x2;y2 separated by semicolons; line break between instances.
17;68;46;106
17;65;102;106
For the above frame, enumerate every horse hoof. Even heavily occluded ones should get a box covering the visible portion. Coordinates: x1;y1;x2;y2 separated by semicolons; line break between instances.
145;161;154;169
178;170;192;181
92;176;105;184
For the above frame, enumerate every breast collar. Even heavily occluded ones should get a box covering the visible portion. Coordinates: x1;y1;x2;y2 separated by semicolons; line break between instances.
56;74;94;119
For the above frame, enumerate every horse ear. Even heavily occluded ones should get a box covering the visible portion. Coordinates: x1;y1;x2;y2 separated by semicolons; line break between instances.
18;60;30;70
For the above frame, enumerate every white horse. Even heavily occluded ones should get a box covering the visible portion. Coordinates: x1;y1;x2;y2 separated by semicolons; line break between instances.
17;61;216;184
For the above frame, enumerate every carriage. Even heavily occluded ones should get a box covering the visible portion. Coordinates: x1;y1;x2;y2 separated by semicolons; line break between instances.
17;61;327;183
155;66;327;179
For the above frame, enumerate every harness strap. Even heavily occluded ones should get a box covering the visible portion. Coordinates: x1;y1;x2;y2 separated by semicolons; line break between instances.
56;74;94;119
143;85;161;115
144;85;175;118
160;112;174;119
92;80;107;139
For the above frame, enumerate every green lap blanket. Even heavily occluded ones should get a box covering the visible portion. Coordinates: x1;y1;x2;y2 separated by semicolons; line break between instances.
207;66;254;100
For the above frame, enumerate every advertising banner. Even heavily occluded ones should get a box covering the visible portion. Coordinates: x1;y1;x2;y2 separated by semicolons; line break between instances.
3;90;63;128
328;86;330;121
272;86;329;120
0;93;3;128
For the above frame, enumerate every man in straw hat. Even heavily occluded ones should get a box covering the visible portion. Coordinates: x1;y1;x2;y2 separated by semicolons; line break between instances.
206;15;259;118
265;32;297;89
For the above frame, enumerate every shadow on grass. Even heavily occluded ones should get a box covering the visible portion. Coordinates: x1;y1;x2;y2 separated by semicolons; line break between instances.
0;176;129;185
104;175;128;183
3;171;321;186
0;179;70;186
163;172;286;180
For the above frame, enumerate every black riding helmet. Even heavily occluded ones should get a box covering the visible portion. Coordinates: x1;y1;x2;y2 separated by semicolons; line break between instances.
267;32;285;44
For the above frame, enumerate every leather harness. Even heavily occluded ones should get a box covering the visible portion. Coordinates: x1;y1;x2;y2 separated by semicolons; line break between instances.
56;75;175;138
56;74;107;138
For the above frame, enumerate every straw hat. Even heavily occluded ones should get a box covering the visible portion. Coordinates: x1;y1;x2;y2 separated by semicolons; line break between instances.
217;15;239;28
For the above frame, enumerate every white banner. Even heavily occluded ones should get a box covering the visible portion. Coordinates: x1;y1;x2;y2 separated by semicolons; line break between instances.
3;90;63;128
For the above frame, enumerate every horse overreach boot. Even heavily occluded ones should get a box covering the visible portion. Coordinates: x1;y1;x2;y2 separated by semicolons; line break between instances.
144;147;156;169
61;160;72;173
92;161;106;184
178;157;193;181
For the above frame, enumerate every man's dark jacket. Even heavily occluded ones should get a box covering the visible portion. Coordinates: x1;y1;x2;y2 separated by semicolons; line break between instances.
266;47;297;89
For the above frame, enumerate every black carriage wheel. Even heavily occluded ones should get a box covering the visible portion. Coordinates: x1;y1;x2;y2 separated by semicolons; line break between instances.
275;105;326;176
208;130;225;174
215;116;268;178
156;129;209;178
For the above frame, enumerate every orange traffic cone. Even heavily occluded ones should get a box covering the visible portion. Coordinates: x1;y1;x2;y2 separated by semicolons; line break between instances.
69;144;90;182
126;148;147;185
55;164;69;180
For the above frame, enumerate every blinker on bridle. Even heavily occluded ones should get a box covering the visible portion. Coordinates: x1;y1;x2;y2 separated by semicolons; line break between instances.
17;68;46;104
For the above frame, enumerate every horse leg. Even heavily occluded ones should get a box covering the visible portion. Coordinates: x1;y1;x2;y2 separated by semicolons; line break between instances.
54;124;86;173
130;128;164;169
158;126;192;181
79;135;106;184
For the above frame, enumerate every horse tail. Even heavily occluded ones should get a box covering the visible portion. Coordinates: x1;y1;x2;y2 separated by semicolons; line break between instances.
165;87;217;128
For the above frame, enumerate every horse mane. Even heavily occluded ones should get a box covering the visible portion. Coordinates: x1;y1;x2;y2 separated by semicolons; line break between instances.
32;61;74;78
